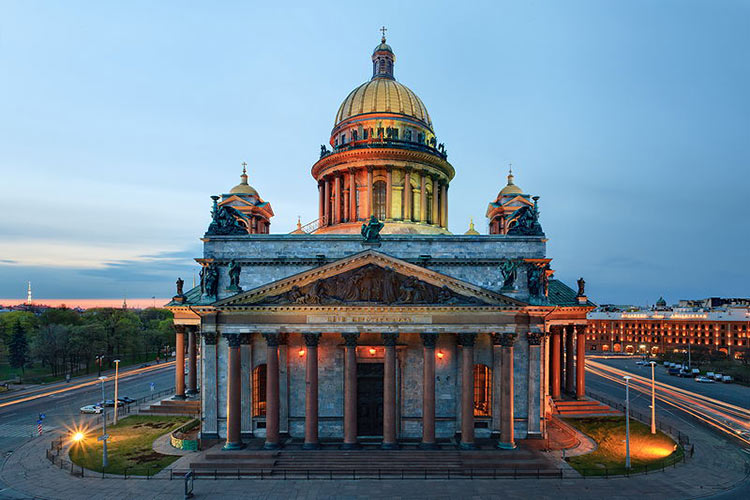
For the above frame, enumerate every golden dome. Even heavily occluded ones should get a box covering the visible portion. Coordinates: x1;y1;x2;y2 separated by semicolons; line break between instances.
229;164;258;196
335;78;432;129
499;170;522;196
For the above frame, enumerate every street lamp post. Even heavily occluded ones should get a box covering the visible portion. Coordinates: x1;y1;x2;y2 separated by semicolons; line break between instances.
624;375;632;469
650;361;657;434
113;359;121;425
98;376;109;469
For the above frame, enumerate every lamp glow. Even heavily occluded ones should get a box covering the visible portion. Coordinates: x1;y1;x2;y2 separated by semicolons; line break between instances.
436;351;444;359
298;349;306;357
368;347;376;355
73;432;85;442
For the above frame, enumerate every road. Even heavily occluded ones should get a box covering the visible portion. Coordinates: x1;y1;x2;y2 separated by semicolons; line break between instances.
585;358;750;499
0;363;175;458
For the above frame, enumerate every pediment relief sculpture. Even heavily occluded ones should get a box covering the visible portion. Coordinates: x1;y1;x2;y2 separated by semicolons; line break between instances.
259;264;487;306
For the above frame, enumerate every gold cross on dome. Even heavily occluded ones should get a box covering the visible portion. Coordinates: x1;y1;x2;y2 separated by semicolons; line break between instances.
241;161;247;174
380;26;387;40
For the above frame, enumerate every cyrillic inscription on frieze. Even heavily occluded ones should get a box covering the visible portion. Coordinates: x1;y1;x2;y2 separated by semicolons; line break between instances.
307;314;432;324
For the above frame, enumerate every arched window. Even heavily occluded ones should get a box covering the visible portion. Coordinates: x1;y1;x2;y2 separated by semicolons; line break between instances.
373;180;387;220
473;364;492;417
252;364;267;417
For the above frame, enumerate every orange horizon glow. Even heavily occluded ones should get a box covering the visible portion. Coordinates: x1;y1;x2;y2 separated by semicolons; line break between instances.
0;298;170;309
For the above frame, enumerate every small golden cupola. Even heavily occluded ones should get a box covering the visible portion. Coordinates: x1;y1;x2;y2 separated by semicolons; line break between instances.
217;162;274;234
486;165;539;235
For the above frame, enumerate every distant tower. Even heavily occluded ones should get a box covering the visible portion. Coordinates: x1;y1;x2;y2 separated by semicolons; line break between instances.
26;281;32;305
122;296;128;309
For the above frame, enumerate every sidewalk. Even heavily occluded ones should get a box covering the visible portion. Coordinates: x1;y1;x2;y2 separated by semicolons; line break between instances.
1;414;748;500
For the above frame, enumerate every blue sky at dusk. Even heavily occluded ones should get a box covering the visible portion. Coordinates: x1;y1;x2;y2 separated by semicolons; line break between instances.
1;0;748;305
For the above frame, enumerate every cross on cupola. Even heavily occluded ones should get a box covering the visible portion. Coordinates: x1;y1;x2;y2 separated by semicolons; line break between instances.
372;27;395;80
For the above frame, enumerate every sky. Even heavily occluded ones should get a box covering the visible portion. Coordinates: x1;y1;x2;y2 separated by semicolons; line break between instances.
0;0;748;305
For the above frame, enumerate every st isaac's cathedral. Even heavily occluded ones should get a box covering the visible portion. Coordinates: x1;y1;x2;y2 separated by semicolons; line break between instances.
168;34;594;452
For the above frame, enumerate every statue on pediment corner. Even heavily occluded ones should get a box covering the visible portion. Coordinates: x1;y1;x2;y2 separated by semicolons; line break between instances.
508;197;544;236
203;264;219;298
227;261;242;292
499;259;519;291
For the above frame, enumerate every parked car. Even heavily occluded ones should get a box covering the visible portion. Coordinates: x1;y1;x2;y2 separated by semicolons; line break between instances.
706;371;715;378
691;368;700;375
663;361;670;367
722;375;733;383
668;367;681;376
678;370;693;377
695;376;715;383
118;396;136;405
80;404;103;414
713;373;724;381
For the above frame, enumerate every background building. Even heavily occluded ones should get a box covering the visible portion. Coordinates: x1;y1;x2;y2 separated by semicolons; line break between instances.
586;297;750;357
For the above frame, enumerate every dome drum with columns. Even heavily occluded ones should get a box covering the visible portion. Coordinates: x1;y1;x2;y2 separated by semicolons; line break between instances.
312;35;454;235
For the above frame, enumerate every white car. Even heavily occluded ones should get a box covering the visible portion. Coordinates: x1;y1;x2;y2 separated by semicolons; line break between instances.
80;404;103;414
694;376;715;383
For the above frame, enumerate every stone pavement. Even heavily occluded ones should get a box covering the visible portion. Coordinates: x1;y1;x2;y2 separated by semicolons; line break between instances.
0;420;748;500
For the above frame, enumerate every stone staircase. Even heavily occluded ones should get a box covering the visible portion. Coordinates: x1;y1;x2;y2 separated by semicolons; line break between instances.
187;448;561;479
140;399;200;416
553;399;621;417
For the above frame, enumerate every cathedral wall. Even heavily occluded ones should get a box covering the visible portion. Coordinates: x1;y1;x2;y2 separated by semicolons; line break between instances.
203;234;545;301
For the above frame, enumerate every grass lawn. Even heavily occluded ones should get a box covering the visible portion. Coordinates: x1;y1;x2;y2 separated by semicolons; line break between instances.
563;416;683;476
69;415;191;475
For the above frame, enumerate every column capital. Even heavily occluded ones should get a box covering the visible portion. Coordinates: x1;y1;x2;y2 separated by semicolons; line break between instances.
457;332;477;347
174;324;186;334
527;331;543;346
420;332;439;348
492;332;517;347
303;332;321;347
404;166;413;173
366;165;374;173
202;331;218;345
240;333;252;345
382;332;399;346
341;332;360;347
262;332;280;347
224;333;242;348
573;324;585;334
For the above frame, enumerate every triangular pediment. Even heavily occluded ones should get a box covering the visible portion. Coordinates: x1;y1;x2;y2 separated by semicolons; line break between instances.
215;250;523;308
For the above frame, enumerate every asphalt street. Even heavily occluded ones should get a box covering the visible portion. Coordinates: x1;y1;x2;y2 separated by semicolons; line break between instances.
585;363;750;500
0;364;175;458
592;356;750;409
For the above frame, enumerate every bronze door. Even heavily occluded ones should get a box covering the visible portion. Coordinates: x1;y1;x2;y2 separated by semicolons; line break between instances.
357;362;384;436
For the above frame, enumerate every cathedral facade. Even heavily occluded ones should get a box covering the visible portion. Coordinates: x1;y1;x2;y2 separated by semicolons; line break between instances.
167;35;593;451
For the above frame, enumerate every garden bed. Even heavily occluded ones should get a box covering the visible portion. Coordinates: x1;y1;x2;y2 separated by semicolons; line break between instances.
563;416;683;476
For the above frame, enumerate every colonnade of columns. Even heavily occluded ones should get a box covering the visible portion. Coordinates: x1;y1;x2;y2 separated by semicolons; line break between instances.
548;325;586;400
217;331;518;451
174;325;199;400
317;167;449;228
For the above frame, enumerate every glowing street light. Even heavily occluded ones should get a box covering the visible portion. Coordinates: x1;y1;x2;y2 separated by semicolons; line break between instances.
98;376;109;469
623;375;632;469
113;359;121;425
72;431;85;443
650;361;657;434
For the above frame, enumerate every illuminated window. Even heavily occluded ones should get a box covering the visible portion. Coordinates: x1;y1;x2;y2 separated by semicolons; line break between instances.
473;364;492;417
373;180;387;220
252;364;267;417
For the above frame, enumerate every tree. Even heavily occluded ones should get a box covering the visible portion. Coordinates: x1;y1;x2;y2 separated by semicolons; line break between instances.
8;319;29;375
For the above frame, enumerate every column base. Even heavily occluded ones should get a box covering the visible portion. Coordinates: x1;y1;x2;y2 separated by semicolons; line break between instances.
222;441;245;451
459;442;476;450
497;442;517;450
576;393;586;400
172;394;187;400
340;442;361;450
263;442;281;450
419;442;439;450
302;442;320;450
186;389;198;396
380;442;399;450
